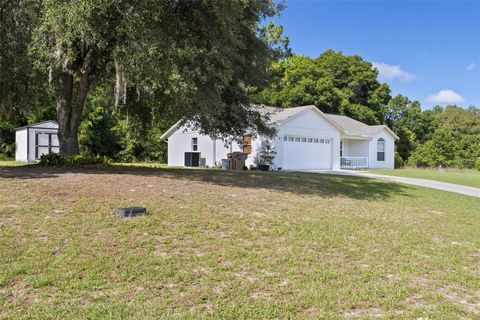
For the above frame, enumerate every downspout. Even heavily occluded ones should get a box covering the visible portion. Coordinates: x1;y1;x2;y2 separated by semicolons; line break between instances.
213;139;216;166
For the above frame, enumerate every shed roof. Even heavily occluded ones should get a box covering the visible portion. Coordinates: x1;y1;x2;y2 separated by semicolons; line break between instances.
14;120;58;131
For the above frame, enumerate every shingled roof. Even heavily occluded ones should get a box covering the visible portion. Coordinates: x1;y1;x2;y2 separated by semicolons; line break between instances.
160;105;398;139
251;104;313;124
325;114;398;139
324;114;381;137
253;105;397;139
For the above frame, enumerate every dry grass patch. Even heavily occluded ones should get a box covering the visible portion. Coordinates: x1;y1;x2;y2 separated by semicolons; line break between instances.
0;164;479;319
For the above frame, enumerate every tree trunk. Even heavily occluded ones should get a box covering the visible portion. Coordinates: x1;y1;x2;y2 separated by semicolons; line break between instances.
56;70;91;157
55;49;94;157
114;61;127;110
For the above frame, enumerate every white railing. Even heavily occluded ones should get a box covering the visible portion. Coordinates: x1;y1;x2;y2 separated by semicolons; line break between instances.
341;157;369;169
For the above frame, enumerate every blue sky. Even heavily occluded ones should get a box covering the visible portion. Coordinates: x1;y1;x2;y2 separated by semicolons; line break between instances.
272;0;480;108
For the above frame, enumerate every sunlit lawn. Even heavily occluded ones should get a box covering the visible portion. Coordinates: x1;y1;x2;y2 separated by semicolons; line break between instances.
1;164;479;319
370;167;480;189
0;161;30;167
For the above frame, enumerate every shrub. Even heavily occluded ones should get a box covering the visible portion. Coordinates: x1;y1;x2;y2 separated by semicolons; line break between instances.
79;102;121;157
394;151;404;169
475;158;480;171
0;122;15;158
39;152;64;167
0;154;13;161
64;154;112;166
39;153;112;167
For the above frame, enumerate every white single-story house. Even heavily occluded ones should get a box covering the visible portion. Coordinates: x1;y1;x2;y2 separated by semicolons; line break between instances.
14;121;59;162
160;105;398;170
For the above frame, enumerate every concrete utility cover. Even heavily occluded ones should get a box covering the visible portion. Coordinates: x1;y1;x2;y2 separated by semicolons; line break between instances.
115;207;147;217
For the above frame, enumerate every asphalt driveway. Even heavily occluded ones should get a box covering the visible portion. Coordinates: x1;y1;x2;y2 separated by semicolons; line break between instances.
307;170;480;198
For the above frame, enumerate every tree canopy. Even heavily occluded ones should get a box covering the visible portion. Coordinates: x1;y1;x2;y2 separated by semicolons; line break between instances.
250;50;391;124
409;106;480;169
1;0;288;156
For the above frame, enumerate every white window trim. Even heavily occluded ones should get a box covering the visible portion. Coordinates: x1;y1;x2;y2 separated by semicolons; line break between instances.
192;137;198;152
377;138;385;162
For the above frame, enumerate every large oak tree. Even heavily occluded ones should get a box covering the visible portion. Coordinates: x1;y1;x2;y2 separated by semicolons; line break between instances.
27;0;286;156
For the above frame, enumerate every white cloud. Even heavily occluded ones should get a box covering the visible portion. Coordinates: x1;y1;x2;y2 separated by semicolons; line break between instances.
467;63;476;71
426;89;465;105
372;62;414;82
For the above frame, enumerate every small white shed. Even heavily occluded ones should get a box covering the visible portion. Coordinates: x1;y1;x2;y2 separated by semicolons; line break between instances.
15;121;59;162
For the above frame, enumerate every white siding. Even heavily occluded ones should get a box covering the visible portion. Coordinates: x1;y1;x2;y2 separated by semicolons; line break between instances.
368;130;395;169
276;110;341;170
164;111;397;171
15;129;28;162
342;139;369;157
167;125;250;167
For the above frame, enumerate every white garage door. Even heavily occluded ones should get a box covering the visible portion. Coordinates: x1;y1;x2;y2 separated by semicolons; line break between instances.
282;136;332;170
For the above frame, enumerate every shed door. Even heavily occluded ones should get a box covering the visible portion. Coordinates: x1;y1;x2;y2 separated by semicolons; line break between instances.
282;136;332;170
35;132;59;159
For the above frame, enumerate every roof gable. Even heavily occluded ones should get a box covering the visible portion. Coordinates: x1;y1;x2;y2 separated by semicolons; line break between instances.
274;106;344;132
14;120;59;131
160;119;184;140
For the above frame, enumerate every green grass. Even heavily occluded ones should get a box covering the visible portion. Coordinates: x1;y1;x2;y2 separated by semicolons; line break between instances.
1;165;479;319
0;160;30;167
369;168;480;189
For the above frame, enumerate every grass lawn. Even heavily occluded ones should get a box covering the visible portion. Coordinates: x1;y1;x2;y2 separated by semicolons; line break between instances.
0;161;30;167
1;164;479;319
369;168;480;189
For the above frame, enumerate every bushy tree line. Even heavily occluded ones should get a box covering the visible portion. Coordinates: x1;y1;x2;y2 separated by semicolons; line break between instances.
250;50;391;125
251;52;480;169
407;106;480;169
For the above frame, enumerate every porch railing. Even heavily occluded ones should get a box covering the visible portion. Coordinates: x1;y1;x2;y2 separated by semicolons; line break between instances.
341;156;368;169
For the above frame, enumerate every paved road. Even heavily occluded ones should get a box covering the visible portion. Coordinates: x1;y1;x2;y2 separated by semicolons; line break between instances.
307;170;480;198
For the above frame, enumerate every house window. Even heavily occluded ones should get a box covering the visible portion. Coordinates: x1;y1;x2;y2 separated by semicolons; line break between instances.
288;137;294;142
307;138;313;143
319;139;324;144
192;137;198;151
295;137;300;142
313;138;319;143
283;136;288;141
301;137;306;142
340;141;343;157
377;138;385;161
243;135;252;154
325;139;331;144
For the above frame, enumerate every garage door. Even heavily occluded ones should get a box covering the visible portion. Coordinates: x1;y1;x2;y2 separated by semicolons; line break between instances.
282;136;332;170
